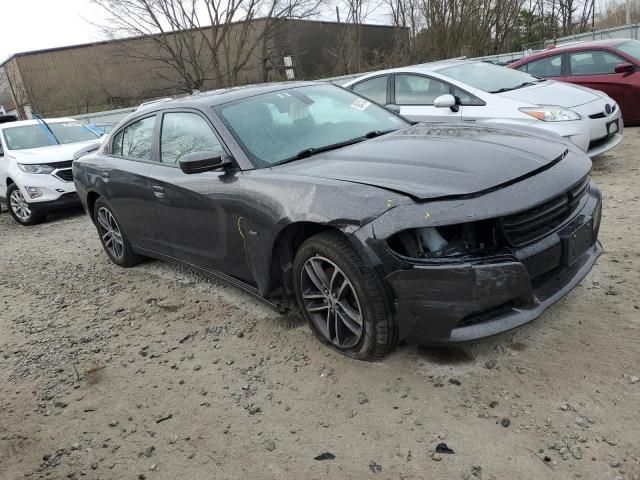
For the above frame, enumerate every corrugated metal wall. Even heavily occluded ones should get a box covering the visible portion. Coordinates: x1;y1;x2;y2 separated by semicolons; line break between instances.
2;20;399;118
13;20;270;117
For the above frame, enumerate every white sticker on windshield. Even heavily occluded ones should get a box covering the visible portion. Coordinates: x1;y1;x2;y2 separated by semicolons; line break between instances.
350;98;371;111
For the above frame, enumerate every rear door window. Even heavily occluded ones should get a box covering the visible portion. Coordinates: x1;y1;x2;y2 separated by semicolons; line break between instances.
569;51;626;75
522;55;563;77
351;76;389;104
112;116;156;161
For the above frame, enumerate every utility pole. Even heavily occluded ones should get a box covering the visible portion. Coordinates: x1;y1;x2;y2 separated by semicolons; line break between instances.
626;0;631;25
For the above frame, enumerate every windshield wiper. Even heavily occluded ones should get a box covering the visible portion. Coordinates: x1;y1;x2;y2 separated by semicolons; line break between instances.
489;82;537;94
273;129;397;166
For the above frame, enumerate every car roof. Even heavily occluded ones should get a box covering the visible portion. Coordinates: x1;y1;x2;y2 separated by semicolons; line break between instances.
136;81;321;114
342;60;479;84
0;117;79;129
548;38;629;50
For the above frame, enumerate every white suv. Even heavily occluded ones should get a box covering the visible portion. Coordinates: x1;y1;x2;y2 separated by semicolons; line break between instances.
0;118;100;225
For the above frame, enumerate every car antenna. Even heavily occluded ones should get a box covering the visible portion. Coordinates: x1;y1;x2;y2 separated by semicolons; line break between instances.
33;113;60;145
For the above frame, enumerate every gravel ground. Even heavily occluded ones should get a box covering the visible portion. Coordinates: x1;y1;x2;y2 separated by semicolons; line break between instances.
1;129;639;480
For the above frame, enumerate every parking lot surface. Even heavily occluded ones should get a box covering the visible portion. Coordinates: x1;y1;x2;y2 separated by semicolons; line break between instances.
1;129;639;480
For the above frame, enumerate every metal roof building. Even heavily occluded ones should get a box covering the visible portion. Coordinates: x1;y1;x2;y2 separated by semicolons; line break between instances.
0;19;403;119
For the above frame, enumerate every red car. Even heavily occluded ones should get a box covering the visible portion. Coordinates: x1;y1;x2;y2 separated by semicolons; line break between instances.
510;39;640;126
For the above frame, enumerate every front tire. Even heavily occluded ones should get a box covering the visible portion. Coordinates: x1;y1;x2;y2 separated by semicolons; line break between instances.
293;231;397;360
94;197;142;268
7;183;44;226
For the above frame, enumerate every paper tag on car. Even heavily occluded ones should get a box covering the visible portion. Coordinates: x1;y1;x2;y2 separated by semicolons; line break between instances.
351;99;371;111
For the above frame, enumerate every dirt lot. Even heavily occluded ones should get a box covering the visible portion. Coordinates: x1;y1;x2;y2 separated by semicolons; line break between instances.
1;129;639;480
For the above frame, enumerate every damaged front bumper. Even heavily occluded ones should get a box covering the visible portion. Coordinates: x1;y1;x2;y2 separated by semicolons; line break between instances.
387;240;601;344
354;176;603;345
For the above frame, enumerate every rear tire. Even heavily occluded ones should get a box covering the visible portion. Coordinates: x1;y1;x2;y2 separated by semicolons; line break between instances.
7;183;44;226
94;197;143;268
293;231;397;360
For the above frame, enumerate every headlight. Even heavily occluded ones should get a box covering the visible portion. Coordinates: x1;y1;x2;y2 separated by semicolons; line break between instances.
17;163;55;174
520;106;581;122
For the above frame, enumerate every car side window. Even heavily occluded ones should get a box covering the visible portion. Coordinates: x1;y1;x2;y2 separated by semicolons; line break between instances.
395;74;450;105
570;51;626;75
451;86;484;106
112;116;155;161
160;112;223;165
351;76;388;104
524;55;563;77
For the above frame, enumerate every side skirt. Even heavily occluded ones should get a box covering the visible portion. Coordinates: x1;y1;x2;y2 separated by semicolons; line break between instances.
132;245;283;311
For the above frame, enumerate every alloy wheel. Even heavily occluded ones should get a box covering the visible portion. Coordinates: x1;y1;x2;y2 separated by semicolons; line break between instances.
97;207;124;259
300;255;363;349
9;189;31;222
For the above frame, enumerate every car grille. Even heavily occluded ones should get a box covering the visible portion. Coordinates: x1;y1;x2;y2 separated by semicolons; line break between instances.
54;168;74;182
589;134;614;150
589;104;616;119
46;160;73;169
500;176;590;246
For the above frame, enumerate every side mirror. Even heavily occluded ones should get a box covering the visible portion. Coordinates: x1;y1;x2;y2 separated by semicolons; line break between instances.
179;151;231;175
434;94;457;108
384;104;401;113
614;62;635;74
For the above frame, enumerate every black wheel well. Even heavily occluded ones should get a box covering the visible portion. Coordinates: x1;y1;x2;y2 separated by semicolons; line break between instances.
269;222;345;297
6;177;14;186
86;191;100;222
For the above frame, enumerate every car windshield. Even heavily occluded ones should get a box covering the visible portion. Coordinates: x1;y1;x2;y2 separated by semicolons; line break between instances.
617;39;640;62
214;84;407;166
2;121;99;150
437;62;543;93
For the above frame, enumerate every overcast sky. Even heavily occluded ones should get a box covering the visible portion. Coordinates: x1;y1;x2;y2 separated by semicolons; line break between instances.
1;0;111;63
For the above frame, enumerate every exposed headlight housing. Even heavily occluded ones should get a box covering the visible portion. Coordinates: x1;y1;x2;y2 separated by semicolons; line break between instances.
520;106;581;122
17;163;55;174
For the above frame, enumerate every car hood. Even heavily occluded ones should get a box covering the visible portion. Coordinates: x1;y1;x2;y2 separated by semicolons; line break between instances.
272;123;570;201
7;140;100;164
497;80;604;108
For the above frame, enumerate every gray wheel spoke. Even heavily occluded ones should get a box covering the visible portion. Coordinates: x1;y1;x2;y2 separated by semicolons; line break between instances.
337;309;362;335
97;207;124;259
307;304;329;313
10;190;31;221
304;260;328;293
300;255;363;349
97;213;110;231
337;300;362;326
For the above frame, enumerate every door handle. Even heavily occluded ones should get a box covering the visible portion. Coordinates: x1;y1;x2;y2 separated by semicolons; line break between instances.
152;185;165;198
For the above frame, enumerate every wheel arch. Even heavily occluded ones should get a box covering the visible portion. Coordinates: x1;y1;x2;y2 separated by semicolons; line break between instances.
267;221;352;298
86;191;101;223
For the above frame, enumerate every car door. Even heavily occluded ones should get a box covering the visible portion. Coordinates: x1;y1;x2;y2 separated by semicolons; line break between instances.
392;73;462;122
101;114;171;255
565;50;635;116
147;110;255;284
516;53;565;81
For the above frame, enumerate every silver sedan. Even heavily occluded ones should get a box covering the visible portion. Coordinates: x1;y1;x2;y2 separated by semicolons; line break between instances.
342;60;623;158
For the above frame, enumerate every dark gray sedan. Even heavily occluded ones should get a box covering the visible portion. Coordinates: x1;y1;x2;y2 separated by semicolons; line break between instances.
73;82;602;360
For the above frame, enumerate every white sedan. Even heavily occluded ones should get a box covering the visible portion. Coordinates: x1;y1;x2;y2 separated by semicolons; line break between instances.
342;60;623;157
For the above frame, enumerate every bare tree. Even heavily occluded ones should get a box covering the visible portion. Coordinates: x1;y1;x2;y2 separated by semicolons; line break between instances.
92;0;321;93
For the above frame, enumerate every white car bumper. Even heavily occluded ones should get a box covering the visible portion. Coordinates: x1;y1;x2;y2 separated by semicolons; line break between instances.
14;169;78;207
571;101;624;158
